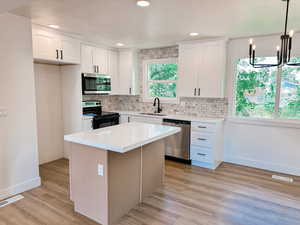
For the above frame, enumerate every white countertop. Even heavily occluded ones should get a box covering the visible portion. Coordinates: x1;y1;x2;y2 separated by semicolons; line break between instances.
116;111;224;123
64;122;181;153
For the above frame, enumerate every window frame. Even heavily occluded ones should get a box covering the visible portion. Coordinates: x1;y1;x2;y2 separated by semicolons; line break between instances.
142;58;179;103
233;57;300;121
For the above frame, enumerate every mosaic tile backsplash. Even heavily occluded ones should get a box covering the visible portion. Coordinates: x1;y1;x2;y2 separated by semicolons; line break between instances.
83;95;227;118
83;46;228;118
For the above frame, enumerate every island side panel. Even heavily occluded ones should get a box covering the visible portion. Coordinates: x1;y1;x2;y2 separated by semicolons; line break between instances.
108;148;141;225
70;143;109;225
141;139;165;201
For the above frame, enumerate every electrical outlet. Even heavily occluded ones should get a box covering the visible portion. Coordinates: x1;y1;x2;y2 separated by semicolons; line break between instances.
97;164;104;176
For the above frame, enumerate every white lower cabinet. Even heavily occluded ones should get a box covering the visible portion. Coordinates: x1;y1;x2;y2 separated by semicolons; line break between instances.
82;117;93;131
128;115;162;124
120;115;130;124
190;121;223;169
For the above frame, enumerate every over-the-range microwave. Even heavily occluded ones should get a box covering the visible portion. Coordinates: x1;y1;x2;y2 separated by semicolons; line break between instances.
82;73;111;95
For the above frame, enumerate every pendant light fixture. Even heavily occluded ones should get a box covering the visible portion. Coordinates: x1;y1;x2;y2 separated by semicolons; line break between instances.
249;0;300;68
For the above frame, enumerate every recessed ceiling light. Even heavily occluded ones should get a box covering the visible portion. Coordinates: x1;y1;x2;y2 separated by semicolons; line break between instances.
189;32;199;37
48;24;60;29
116;43;125;47
136;0;150;7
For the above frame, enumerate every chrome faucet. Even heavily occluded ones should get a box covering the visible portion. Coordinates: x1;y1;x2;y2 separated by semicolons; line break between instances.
153;97;162;113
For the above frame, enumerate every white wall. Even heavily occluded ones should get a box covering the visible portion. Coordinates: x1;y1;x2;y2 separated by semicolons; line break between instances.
224;34;300;176
34;64;64;164
61;65;82;159
0;14;40;200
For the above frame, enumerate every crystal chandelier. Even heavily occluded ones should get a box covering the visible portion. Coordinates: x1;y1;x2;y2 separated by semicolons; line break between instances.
249;0;300;68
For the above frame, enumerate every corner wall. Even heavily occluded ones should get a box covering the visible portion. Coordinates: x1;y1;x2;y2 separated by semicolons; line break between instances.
0;13;40;200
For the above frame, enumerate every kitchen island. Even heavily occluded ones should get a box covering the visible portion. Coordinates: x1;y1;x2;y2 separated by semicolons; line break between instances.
64;122;180;225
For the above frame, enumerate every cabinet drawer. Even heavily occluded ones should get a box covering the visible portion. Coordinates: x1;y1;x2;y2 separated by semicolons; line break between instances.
191;132;213;147
192;122;216;133
190;146;212;163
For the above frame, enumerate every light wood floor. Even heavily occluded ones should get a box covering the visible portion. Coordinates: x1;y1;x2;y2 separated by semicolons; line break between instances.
1;159;300;225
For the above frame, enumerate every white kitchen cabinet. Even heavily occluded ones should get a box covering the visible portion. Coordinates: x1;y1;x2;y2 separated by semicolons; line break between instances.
81;44;94;73
178;39;227;98
82;117;93;131
108;50;119;95
120;115;130;124
60;37;81;64
93;48;108;74
32;33;60;61
32;29;80;64
190;121;224;169
81;44;108;74
118;50;139;95
129;115;162;124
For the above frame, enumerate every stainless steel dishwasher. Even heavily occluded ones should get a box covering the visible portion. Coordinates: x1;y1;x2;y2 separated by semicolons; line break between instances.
162;118;191;163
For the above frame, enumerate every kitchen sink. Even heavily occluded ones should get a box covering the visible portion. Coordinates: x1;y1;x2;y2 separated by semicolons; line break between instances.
139;112;167;116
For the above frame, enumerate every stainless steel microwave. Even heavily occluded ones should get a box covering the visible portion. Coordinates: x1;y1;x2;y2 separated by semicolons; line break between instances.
82;73;111;95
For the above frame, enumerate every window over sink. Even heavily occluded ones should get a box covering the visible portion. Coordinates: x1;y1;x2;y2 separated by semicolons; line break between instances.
235;57;300;119
143;58;178;102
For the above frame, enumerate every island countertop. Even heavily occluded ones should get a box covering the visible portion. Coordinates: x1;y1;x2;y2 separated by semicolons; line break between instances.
64;122;181;153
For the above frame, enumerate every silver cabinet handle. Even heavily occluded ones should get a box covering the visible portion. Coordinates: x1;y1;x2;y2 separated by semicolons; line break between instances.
198;126;207;129
194;88;196;96
129;88;132;95
197;138;207;141
60;50;63;60
198;88;201;96
56;49;59;59
94;65;97;73
197;153;206;156
97;66;99;73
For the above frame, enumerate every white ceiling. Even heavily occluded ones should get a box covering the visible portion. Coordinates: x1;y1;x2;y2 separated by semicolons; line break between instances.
10;0;300;49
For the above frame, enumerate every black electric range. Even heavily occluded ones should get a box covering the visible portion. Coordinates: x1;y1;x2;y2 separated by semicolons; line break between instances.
82;100;119;129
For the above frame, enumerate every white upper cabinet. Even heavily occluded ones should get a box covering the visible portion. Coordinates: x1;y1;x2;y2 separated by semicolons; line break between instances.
93;48;108;74
178;39;227;98
60;37;81;64
108;50;119;95
33;33;60;61
81;44;108;74
118;50;139;95
81;44;94;73
32;29;80;64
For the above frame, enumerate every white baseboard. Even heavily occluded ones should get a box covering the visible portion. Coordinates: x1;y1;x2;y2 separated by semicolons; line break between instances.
224;156;300;176
0;177;41;201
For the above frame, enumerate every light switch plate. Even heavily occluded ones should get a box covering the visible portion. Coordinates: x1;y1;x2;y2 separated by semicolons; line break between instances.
97;164;104;176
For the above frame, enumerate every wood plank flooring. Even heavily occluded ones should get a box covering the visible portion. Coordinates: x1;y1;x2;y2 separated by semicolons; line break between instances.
1;159;300;225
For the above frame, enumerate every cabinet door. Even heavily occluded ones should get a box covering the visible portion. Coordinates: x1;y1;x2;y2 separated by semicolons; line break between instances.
119;115;130;124
129;116;162;124
197;41;226;98
82;118;93;131
93;48;108;74
32;33;60;61
118;51;133;95
60;37;80;64
108;50;119;95
178;44;200;97
81;45;94;73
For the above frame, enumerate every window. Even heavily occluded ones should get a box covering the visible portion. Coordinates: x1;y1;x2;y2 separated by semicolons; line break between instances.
143;58;178;101
235;57;300;119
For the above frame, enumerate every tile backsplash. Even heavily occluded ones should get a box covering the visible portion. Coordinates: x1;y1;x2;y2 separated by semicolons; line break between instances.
83;46;228;118
83;95;227;118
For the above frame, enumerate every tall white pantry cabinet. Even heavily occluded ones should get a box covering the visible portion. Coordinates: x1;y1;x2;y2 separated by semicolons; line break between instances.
178;39;227;98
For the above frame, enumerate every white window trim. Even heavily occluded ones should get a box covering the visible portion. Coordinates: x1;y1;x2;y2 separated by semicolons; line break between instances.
231;57;300;127
142;58;179;103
